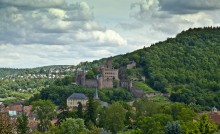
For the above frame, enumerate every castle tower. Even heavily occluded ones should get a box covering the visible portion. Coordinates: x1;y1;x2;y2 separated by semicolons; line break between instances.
106;58;113;69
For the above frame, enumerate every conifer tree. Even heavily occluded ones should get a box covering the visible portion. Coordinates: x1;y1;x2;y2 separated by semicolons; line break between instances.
76;102;83;118
17;112;29;134
86;97;96;125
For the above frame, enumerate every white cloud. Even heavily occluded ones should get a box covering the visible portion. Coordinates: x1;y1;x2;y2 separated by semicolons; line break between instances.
0;0;66;9
0;0;220;68
74;30;127;46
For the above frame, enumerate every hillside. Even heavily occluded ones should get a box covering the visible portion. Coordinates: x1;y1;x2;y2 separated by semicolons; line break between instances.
0;65;72;78
83;27;220;108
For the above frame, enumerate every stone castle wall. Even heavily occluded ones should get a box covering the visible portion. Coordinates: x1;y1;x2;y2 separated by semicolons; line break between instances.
85;79;98;88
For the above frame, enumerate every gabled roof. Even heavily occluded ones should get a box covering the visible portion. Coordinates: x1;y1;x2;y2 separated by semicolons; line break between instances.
67;93;88;100
8;104;23;112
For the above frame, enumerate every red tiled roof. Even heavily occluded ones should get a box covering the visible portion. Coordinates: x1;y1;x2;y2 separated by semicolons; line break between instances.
24;106;32;116
209;112;220;124
8;104;23;112
28;119;39;130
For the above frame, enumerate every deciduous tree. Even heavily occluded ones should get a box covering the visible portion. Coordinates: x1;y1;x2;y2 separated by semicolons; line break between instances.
31;100;56;132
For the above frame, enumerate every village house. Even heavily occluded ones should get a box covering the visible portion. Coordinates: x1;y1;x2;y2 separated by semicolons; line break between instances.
67;93;88;108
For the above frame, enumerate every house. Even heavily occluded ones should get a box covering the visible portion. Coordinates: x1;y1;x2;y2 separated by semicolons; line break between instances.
8;104;23;115
67;93;88;108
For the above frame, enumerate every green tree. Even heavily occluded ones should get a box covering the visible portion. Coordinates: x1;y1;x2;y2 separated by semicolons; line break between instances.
77;102;83;118
165;121;182;134
86;70;95;79
57;110;77;125
118;129;142;134
197;114;218;134
137;116;163;134
31;100;56;132
17;112;29;134
60;118;88;134
133;99;161;117
86;98;96;125
104;102;126;134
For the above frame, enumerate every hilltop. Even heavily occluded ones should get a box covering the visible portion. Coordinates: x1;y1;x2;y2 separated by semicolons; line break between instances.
81;27;220;108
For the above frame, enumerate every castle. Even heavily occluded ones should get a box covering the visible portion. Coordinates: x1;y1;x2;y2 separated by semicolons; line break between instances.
76;58;119;89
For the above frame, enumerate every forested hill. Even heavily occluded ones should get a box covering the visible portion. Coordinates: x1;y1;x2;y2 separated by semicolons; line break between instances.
86;27;220;108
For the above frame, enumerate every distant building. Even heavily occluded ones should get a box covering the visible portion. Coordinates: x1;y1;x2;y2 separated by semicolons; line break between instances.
100;58;119;81
98;58;119;89
76;57;119;89
67;93;88;107
212;106;218;113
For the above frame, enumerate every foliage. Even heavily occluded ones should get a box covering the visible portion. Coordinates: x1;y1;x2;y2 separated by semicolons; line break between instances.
165;121;182;134
133;82;156;92
85;98;96;125
17;112;29;134
31;85;95;106
0;65;71;78
77;102;83;118
164;103;196;121
99;87;133;103
30;84;133;106
31;100;56;132
57;110;77;125
103;102;126;134
118;129;142;134
60;118;88;134
195;114;218;134
133;98;162;117
81;27;220;108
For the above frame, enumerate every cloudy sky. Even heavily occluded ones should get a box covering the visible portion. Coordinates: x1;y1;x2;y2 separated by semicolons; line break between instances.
0;0;220;68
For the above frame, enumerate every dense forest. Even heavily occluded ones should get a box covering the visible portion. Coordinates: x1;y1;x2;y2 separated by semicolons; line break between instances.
82;27;220;109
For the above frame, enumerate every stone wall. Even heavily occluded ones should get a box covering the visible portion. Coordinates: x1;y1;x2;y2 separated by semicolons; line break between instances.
98;77;113;89
85;79;98;88
120;80;132;90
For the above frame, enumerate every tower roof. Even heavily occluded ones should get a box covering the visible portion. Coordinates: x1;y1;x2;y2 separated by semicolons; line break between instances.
68;93;88;100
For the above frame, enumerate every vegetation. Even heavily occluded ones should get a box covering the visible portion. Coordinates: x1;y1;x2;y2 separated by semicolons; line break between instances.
103;102;126;134
60;118;88;134
133;82;156;92
80;27;220;109
31;100;56;132
17;112;29;134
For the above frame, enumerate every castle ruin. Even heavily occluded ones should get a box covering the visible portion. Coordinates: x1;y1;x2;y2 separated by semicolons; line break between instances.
76;58;119;89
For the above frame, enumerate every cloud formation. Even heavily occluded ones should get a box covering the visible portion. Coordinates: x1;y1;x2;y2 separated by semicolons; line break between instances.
159;0;220;14
0;0;220;68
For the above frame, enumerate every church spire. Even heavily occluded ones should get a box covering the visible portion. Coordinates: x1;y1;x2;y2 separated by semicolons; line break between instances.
94;88;99;100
